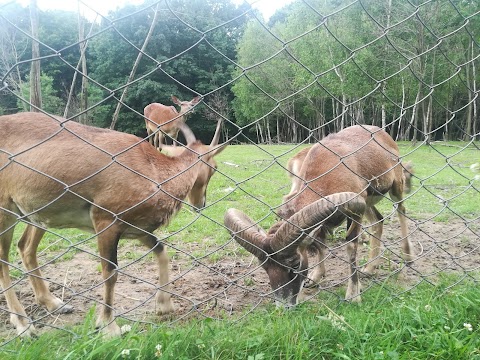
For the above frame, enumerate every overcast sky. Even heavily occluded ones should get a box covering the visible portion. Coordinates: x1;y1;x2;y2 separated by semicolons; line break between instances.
10;0;295;20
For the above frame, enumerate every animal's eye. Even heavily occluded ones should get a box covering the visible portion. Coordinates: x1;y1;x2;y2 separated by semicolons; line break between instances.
288;262;301;273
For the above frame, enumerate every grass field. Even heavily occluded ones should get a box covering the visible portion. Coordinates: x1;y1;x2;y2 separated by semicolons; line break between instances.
0;141;479;359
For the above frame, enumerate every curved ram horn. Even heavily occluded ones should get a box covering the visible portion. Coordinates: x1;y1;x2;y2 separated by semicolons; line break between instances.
178;122;196;145
269;192;366;254
224;208;268;259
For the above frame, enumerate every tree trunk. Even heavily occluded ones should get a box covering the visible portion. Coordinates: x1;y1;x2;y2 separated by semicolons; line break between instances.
424;95;432;144
342;94;347;129
472;41;478;140
64;11;95;119
444;87;449;141
396;76;406;141
79;9;89;123
29;0;42;111
110;4;160;129
336;100;341;131
266;119;271;144
464;41;473;140
256;122;264;143
317;98;325;140
405;82;422;143
424;50;436;143
381;0;392;131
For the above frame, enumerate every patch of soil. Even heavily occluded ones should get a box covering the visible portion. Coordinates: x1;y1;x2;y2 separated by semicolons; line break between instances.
0;217;478;340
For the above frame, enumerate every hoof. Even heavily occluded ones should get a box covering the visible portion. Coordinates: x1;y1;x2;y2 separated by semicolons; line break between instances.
17;324;36;338
347;294;362;303
156;302;175;315
361;266;376;276
11;315;36;338
303;277;321;288
155;292;175;315
44;297;74;314
96;321;121;338
53;304;74;314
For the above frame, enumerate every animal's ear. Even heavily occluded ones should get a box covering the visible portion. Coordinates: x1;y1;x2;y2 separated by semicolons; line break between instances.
192;96;201;104
171;95;180;105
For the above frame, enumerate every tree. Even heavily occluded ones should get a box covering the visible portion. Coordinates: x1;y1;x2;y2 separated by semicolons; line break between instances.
232;0;480;143
109;3;160;130
0;3;30;113
88;0;248;139
29;0;42;111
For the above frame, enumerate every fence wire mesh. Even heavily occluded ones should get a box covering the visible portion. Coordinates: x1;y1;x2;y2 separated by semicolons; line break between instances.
0;0;479;343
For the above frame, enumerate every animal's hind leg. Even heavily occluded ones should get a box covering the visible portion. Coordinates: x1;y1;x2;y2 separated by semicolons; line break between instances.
139;235;174;314
0;214;35;336
145;122;154;145
18;225;73;314
156;131;163;150
396;200;413;262
390;186;414;263
362;206;384;275
94;220;122;337
345;221;362;302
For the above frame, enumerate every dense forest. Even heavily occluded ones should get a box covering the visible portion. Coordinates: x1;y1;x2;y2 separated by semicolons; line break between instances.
0;0;479;143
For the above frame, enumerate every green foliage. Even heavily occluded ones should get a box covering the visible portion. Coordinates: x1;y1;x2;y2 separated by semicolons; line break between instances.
17;74;64;114
2;0;478;143
0;0;248;138
0;3;31;113
87;0;248;135
232;0;480;143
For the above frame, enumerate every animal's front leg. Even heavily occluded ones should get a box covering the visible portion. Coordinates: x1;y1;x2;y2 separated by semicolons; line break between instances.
362;206;384;275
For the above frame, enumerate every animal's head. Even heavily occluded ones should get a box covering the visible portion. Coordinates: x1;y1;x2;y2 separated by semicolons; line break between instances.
162;118;227;210
189;116;227;209
187;143;226;210
171;95;201;115
224;192;366;306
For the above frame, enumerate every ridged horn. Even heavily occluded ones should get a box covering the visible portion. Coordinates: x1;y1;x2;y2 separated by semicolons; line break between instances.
209;117;228;156
268;192;366;254
224;208;268;259
178;122;196;144
210;117;223;147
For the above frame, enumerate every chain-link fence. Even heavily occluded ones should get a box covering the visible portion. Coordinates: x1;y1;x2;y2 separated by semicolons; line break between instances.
0;0;479;344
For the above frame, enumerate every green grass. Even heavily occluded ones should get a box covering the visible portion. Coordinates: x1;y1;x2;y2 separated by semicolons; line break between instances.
398;141;479;221
2;278;480;359
1;142;479;358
